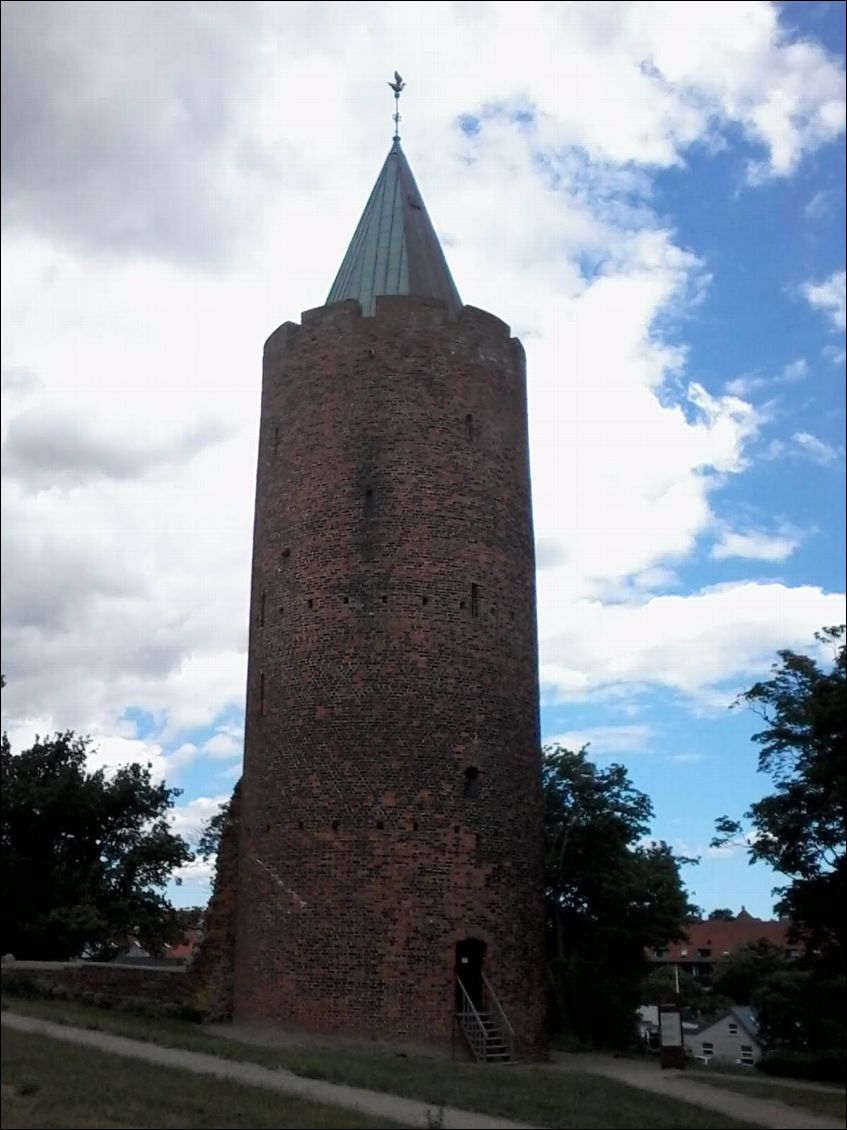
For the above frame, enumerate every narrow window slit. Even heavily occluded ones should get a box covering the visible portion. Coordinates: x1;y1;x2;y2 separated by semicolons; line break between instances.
364;487;375;519
259;591;266;627
259;673;266;715
471;584;479;618
463;766;481;799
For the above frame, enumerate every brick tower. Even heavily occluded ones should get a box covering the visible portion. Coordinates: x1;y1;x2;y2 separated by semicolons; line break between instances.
233;127;546;1058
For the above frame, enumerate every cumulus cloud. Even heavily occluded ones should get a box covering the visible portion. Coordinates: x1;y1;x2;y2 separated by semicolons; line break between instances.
170;794;231;843
0;0;270;264
539;582;845;703
4;409;231;491
1;1;844;769
201;725;244;760
803;270;847;330
2;1;844;272
710;525;801;562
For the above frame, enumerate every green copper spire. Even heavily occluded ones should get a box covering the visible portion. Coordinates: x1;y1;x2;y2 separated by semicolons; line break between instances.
326;77;462;317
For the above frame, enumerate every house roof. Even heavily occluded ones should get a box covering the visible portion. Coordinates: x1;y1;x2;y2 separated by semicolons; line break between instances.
326;139;462;317
695;1007;760;1041
648;912;791;961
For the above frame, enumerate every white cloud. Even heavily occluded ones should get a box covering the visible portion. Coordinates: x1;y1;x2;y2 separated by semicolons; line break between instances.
170;794;231;843
765;432;844;466
803;270;847;330
823;343;846;365
805;190;834;220
725;373;767;398
710;525;801;562
781;358;808;382
723;357;806;398
174;857;217;889
791;431;842;466
544;724;654;755
202;726;243;760
540;582;845;703
1;2;844;779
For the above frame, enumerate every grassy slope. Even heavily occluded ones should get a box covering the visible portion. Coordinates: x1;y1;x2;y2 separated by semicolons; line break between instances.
690;1075;846;1122
1;995;761;1129
1;1027;409;1130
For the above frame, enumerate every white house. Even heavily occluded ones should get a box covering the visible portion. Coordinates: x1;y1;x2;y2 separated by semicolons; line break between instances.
691;1007;761;1066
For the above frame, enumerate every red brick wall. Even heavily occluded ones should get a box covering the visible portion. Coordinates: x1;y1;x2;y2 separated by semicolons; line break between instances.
234;296;547;1057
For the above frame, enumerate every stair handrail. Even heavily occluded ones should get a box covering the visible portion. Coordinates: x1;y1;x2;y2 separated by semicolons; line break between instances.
455;976;489;1062
481;970;515;1060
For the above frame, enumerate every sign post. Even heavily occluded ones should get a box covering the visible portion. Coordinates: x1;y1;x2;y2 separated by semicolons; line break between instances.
658;1001;686;1070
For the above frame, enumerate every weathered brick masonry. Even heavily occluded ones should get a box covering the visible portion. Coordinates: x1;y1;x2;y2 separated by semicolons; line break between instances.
233;294;547;1055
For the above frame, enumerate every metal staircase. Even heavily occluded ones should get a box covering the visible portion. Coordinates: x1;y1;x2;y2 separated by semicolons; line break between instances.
456;972;515;1063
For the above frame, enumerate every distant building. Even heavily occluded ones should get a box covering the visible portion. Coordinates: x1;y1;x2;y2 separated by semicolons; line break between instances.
647;908;795;983
690;1007;761;1066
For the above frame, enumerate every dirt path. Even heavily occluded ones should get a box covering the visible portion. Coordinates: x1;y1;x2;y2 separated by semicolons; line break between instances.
1;1011;533;1130
5;1011;843;1130
549;1052;843;1130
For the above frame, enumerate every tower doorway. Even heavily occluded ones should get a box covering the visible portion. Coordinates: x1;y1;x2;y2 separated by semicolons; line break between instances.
455;937;486;1011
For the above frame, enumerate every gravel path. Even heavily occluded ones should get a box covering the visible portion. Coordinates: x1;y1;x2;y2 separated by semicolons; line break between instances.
549;1052;844;1130
1;1011;534;1129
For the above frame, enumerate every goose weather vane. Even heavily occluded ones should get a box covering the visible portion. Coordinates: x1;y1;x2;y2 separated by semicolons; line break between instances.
388;71;405;140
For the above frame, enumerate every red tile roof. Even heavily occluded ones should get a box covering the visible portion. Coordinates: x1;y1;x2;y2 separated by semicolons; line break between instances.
649;910;791;961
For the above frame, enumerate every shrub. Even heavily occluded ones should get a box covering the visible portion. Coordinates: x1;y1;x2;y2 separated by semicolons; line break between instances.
757;1048;847;1084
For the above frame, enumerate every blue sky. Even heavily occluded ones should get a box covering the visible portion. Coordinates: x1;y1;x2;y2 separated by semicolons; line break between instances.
2;1;845;918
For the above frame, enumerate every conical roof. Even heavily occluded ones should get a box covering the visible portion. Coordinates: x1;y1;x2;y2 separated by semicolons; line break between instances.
327;139;462;316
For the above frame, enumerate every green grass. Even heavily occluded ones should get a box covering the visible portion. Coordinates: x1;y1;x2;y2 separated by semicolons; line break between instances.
1;1027;409;1129
2;995;761;1129
691;1075;846;1122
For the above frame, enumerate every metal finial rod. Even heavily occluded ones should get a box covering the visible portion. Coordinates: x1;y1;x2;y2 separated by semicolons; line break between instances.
387;70;405;140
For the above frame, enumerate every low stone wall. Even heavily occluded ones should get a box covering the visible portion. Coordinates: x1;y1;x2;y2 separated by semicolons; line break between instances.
1;960;190;1010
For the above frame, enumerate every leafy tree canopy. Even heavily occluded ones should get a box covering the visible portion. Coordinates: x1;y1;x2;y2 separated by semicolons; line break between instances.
197;796;233;862
1;731;193;961
544;745;698;1048
640;964;731;1018
712;939;788;1004
713;625;846;963
708;908;736;920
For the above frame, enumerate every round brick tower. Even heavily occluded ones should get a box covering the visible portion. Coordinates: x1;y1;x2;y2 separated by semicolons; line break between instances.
233;137;546;1057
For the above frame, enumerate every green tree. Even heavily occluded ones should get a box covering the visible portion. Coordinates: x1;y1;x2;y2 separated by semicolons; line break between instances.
712;939;787;1004
640;965;731;1017
1;731;193;960
753;967;846;1052
544;745;697;1048
713;625;846;962
197;795;233;862
708;908;735;921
